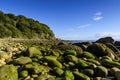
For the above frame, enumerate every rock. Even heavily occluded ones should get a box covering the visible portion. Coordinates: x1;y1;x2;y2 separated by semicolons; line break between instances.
26;47;41;57
14;57;32;65
74;42;92;51
73;71;90;80
0;65;18;80
102;59;120;68
94;66;108;77
0;58;6;67
115;71;120;80
20;70;28;77
43;56;62;68
82;69;94;77
94;77;102;80
50;51;59;57
64;70;74;80
53;67;64;76
65;55;78;63
24;62;51;74
81;51;95;59
36;73;55;80
87;43;115;59
106;43;120;53
96;37;115;44
77;59;91;69
87;59;100;65
0;51;8;59
109;67;120;76
58;44;83;55
64;50;77;56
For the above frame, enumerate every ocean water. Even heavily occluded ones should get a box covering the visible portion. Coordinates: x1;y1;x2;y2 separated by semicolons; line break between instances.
65;40;95;43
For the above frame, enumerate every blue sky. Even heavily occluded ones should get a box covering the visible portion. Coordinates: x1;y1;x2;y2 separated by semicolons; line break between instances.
0;0;120;40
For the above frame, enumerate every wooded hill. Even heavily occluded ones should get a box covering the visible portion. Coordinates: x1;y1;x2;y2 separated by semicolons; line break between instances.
0;11;54;39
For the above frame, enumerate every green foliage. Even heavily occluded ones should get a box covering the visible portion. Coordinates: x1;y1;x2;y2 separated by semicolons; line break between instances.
0;10;54;39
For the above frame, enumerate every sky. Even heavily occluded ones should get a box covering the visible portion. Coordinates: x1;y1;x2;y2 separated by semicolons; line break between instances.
0;0;120;40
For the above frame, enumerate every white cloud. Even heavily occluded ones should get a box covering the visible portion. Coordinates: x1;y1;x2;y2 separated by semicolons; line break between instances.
78;24;92;28
95;32;120;39
93;16;103;21
93;11;103;21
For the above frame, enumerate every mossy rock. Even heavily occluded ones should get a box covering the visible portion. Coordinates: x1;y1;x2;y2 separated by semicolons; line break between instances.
58;44;83;55
102;59;120;68
64;70;74;80
43;56;62;68
0;51;8;59
20;70;28;77
109;67;120;76
0;65;18;80
87;59;100;65
96;37;114;44
65;55;78;63
56;77;64;80
53;67;64;76
68;62;76;69
82;69;94;77
81;51;95;59
77;59;91;68
106;43;120;53
73;71;90;80
24;62;51;74
36;73;55;80
87;43;114;58
50;51;59;57
14;57;32;65
94;66;108;77
64;50;77;56
26;47;41;57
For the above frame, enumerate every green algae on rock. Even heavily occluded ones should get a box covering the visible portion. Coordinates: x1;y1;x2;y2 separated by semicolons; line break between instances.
13;57;32;65
0;65;18;80
73;71;90;80
26;47;42;57
94;66;108;77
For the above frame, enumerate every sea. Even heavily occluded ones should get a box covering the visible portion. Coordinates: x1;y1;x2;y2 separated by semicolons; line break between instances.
64;40;95;43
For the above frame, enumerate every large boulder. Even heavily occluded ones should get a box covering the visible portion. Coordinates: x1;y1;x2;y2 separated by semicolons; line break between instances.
87;43;115;59
0;65;18;80
96;37;115;44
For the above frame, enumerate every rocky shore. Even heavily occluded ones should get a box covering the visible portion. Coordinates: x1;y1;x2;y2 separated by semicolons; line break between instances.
0;37;120;80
